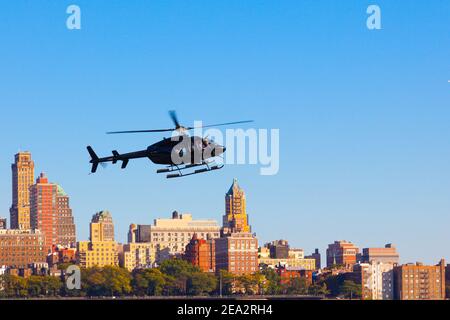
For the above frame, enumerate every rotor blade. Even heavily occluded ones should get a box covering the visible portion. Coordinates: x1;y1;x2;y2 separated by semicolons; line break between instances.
169;110;181;128
106;129;175;134
186;120;254;130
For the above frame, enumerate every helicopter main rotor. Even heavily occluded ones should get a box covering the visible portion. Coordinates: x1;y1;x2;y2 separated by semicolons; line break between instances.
106;110;254;135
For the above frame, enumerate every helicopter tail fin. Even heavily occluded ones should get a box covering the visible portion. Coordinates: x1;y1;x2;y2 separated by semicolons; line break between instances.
87;146;100;173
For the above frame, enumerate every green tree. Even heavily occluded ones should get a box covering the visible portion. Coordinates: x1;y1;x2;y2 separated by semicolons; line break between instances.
218;270;236;296
285;277;308;295
308;283;329;296
132;268;166;296
159;259;200;295
338;280;361;299
102;266;132;296
82;266;132;297
187;272;217;296
261;269;281;295
0;274;28;297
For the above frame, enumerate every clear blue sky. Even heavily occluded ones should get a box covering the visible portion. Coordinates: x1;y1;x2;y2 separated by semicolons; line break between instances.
0;1;449;264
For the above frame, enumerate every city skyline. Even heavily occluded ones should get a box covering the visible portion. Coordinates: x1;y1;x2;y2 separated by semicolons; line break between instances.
0;1;449;265
0;150;447;266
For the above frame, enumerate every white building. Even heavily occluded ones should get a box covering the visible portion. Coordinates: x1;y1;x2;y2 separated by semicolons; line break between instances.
358;261;395;300
147;211;220;262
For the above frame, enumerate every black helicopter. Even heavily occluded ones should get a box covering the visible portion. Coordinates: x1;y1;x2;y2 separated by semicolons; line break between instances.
87;111;253;178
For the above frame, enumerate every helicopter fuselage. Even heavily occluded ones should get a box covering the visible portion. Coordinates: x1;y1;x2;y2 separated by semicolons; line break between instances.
88;135;225;173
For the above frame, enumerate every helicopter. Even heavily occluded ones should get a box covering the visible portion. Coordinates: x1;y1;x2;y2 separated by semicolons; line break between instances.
87;111;253;178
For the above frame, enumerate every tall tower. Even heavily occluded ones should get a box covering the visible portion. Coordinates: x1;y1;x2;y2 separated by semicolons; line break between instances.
30;173;76;250
56;185;76;247
222;178;251;235
90;211;114;242
10;152;35;229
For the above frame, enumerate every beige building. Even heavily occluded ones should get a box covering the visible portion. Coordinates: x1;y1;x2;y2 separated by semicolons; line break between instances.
10;152;35;230
77;211;118;268
144;211;220;263
361;244;399;264
258;257;317;271
120;242;156;271
90;211;114;241
77;241;118;268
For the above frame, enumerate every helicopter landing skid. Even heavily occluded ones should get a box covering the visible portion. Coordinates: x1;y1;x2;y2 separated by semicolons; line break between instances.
156;161;224;179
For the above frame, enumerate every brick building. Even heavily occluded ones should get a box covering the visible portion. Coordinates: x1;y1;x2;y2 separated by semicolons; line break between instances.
184;234;216;272
393;259;446;300
0;229;46;267
326;240;359;268
215;232;258;275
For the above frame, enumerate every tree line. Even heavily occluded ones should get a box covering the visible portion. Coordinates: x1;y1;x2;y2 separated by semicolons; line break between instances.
0;259;366;298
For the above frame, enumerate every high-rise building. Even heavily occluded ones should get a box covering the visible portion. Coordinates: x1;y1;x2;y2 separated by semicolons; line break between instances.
55;185;76;247
0;218;6;230
326;240;359;268
77;212;118;268
0;229;46;267
90;211;114;241
354;261;395;300
184;234;216;273
393;259;446;300
30;173;76;249
305;249;321;270
361;244;399;264
222;179;250;235
215;232;259;275
141;211;220;263
10;152;35;229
